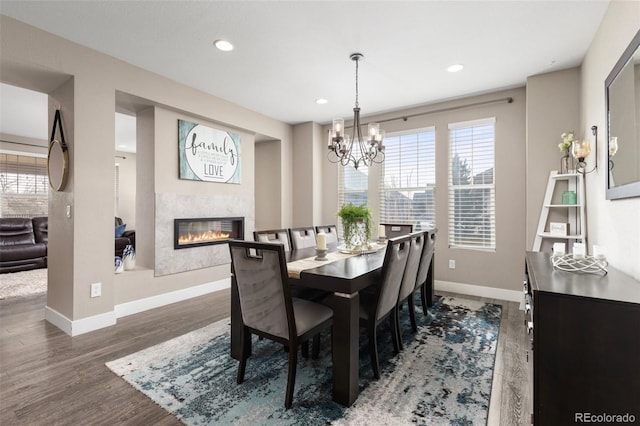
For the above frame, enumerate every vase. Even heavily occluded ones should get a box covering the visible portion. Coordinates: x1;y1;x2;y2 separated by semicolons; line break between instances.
114;256;124;274
123;244;136;270
560;151;573;174
343;218;369;250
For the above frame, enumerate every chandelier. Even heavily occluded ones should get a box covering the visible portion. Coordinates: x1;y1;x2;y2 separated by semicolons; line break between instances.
327;53;385;169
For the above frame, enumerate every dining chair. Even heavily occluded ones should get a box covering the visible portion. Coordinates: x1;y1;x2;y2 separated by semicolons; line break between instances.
415;231;436;314
253;229;292;252
289;227;316;250
359;234;411;379
229;240;333;409
380;223;414;239
396;231;426;348
315;225;339;244
257;228;328;309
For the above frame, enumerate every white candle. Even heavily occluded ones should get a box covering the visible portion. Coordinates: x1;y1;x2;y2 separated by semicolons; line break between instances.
552;242;565;257
573;243;585;259
593;245;606;260
317;232;327;250
378;225;386;239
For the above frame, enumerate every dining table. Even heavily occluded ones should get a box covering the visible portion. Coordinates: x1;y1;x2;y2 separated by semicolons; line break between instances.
229;238;435;407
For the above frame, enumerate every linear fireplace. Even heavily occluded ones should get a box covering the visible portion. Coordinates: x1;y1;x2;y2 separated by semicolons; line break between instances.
174;217;244;249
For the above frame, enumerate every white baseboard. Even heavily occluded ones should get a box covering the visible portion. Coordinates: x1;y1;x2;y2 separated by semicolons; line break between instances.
435;280;521;303
44;278;230;336
45;306;117;337
114;278;231;318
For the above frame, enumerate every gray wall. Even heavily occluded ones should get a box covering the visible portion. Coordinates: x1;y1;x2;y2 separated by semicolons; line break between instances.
525;67;581;252
581;1;640;280
255;139;282;230
307;88;528;292
1;15;293;324
115;151;136;229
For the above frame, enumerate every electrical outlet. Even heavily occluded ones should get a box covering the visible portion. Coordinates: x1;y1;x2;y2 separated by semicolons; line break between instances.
90;282;101;298
449;259;456;269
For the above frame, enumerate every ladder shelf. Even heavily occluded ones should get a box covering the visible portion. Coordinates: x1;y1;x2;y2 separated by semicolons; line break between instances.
532;171;586;252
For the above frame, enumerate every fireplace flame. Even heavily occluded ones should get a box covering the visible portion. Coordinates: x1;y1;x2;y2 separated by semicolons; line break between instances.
178;230;231;245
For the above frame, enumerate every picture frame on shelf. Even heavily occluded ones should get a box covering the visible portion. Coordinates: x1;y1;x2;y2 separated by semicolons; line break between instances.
549;222;569;237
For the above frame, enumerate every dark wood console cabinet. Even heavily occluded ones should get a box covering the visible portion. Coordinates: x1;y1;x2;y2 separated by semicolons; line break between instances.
524;252;640;425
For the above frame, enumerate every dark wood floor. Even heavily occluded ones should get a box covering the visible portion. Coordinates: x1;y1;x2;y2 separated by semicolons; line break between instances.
0;289;530;425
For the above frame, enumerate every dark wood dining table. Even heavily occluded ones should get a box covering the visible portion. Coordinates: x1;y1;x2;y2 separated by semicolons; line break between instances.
229;240;435;407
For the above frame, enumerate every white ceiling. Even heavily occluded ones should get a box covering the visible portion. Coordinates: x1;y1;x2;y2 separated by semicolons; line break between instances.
1;1;609;141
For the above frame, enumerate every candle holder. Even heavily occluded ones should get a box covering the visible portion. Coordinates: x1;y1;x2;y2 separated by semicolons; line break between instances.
315;249;328;261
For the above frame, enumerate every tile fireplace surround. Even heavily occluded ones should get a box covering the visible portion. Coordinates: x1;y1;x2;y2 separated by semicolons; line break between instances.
155;193;254;276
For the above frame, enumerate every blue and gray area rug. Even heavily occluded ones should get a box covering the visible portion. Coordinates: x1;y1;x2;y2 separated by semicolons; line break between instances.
106;296;501;425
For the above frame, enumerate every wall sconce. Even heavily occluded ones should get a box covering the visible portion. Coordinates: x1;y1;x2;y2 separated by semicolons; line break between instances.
572;125;598;174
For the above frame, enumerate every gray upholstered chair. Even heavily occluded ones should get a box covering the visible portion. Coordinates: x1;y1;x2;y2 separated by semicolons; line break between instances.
396;231;426;348
415;231;436;314
229;240;333;409
258;229;327;309
359;234;411;379
253;229;292;252
315;225;339;244
288;227;316;250
380;223;414;239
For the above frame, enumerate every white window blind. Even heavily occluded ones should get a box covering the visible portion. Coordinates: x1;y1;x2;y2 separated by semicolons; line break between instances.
0;153;49;217
338;164;368;237
448;118;496;250
380;128;436;231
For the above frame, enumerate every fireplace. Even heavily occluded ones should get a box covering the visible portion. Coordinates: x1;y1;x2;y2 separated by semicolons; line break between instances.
174;217;244;249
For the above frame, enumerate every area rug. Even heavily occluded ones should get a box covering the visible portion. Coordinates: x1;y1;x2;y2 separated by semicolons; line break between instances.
0;268;47;299
106;296;501;425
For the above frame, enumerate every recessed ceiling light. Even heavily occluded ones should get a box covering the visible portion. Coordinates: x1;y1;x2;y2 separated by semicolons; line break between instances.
447;64;464;73
214;39;234;52
315;98;328;105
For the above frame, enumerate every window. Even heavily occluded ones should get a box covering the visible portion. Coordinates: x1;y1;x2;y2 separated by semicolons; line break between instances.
448;118;496;250
338;163;368;207
0;153;49;217
380;128;436;231
338;163;368;236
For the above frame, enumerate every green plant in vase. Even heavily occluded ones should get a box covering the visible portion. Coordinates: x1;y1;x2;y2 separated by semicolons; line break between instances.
337;203;373;250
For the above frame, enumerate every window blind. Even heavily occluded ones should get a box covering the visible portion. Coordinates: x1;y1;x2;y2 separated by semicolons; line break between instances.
337;163;368;237
379;128;436;231
447;118;496;250
0;153;49;217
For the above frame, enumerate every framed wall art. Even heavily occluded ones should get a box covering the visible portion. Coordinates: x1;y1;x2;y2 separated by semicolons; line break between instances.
178;119;241;184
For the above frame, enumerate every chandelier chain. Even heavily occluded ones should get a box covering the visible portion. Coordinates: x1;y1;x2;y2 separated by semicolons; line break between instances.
354;56;359;108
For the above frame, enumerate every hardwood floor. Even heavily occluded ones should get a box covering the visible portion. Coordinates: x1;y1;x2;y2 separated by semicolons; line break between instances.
0;289;531;425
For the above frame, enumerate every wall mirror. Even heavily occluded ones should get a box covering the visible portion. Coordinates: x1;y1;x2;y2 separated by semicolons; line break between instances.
606;29;640;200
47;139;69;191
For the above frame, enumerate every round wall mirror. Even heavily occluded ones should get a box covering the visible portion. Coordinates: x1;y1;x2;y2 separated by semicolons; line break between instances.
48;139;69;191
